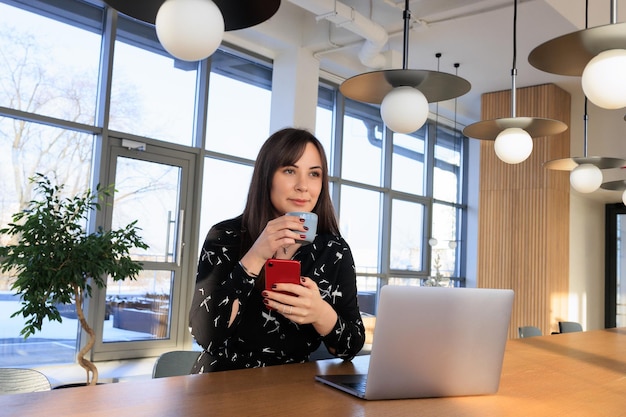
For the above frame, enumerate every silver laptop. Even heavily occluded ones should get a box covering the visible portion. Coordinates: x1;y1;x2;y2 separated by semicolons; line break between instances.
315;285;514;400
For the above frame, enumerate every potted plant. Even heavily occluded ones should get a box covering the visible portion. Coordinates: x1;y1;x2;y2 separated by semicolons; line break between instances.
0;174;148;386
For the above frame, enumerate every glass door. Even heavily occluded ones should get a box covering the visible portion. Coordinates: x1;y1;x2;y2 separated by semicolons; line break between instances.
606;203;626;328
91;139;196;360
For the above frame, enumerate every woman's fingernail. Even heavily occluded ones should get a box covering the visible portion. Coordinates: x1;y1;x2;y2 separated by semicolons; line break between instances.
263;299;269;305
303;226;309;231
262;291;268;297
271;284;277;289
301;277;306;283
300;234;307;239
299;218;305;222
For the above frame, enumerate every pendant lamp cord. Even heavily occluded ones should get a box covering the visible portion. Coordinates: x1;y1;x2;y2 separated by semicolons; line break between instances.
583;96;589;158
583;0;588;157
435;53;441;134
512;0;517;74
510;0;518;118
610;0;616;25
402;0;410;70
454;63;460;157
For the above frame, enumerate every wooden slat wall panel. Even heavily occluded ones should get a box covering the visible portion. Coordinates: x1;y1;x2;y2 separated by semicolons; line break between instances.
478;83;570;338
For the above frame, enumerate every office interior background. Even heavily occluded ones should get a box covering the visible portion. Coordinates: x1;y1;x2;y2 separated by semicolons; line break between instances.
1;0;626;371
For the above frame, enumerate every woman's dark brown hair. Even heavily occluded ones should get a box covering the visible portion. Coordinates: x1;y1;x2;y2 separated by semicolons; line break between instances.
241;128;339;254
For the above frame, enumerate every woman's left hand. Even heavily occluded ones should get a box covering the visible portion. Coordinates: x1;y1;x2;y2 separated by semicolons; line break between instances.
262;276;338;337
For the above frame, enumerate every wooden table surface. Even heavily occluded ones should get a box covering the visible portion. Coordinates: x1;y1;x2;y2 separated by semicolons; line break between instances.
3;328;626;416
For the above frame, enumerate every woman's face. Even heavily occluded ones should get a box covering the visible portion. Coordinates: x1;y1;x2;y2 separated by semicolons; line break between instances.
270;142;323;215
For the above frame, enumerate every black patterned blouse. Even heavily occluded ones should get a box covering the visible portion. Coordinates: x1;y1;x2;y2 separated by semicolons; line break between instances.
188;215;365;373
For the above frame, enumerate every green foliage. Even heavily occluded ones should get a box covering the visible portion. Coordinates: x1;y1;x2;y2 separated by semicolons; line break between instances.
0;173;148;338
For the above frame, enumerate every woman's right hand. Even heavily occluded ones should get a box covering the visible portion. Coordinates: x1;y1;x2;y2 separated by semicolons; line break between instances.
239;215;306;275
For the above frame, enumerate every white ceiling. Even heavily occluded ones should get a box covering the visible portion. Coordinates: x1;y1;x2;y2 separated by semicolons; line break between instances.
226;0;626;202
246;0;626;123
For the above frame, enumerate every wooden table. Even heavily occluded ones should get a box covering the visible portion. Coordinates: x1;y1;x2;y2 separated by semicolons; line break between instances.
3;328;626;416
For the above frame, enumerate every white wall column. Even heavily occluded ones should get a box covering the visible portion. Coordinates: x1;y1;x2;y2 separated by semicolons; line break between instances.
270;46;320;133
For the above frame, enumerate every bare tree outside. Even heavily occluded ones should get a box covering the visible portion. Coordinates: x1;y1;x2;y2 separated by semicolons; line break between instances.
0;19;167;275
0;25;95;249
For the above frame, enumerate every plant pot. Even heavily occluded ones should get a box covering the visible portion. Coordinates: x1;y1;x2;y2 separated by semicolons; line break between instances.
53;382;106;389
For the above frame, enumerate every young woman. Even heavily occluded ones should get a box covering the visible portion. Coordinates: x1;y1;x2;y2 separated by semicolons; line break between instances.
189;128;365;372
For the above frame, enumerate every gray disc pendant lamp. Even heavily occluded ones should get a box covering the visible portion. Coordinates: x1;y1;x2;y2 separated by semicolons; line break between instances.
339;0;471;134
463;0;567;164
529;0;626;110
544;97;625;193
103;0;280;62
600;178;626;205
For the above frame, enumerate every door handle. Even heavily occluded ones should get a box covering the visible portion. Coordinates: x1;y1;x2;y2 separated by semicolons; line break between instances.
176;209;185;266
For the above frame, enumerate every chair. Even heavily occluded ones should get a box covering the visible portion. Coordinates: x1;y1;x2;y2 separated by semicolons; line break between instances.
152;350;201;378
0;368;51;395
558;321;583;333
518;326;542;338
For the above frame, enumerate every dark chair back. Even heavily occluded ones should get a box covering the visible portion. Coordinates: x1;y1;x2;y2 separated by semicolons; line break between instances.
558;321;583;333
152;350;201;378
518;326;542;338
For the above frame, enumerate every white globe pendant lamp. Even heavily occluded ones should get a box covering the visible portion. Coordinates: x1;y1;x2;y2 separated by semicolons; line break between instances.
494;127;533;164
102;0;280;61
380;86;429;134
570;164;603;193
339;0;470;134
463;0;567;164
155;0;224;62
529;0;626;110
581;49;626;109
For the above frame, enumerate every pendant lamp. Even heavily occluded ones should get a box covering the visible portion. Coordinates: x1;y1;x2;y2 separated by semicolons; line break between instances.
544;98;625;193
463;0;567;165
529;0;626;110
339;0;471;134
102;0;281;62
543;2;625;193
600;179;626;205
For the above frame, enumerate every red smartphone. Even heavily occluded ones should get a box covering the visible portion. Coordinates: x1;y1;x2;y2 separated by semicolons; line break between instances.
265;259;301;295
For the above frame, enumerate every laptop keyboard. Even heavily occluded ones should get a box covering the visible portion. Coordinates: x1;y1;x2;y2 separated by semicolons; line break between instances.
344;379;367;394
